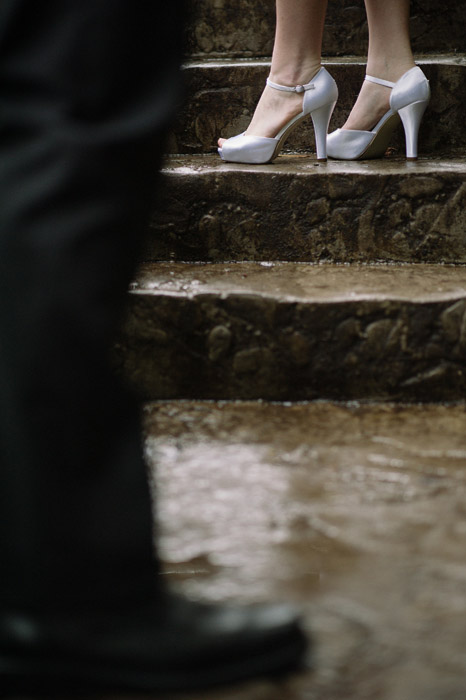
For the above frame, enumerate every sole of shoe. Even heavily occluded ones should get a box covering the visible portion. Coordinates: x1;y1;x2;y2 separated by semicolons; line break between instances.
0;635;310;694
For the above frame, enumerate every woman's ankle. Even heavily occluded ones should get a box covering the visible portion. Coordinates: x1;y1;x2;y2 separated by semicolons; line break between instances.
268;61;322;87
366;58;416;83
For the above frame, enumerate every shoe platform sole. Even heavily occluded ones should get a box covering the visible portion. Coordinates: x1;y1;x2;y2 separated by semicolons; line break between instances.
0;636;309;694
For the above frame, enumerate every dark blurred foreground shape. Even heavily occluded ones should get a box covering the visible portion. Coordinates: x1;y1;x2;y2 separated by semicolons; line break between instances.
0;1;307;694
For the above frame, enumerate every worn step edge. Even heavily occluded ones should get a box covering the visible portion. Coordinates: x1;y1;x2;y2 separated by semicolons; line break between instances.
115;261;466;403
146;154;466;265
132;261;466;303
184;54;466;68
170;57;466;155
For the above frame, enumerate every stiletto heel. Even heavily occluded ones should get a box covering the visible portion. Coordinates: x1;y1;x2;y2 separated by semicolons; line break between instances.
311;100;337;161
218;67;338;164
398;99;429;160
327;66;430;161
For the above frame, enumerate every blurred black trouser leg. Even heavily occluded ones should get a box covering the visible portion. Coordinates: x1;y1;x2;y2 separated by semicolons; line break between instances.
0;0;185;609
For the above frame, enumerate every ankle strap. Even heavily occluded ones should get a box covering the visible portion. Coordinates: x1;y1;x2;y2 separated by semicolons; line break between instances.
365;74;396;88
266;76;316;94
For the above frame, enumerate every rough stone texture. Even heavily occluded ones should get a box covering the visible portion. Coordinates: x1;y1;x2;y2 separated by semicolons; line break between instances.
185;0;466;59
114;261;466;402
168;58;466;156
143;400;466;700
146;155;466;264
185;0;275;60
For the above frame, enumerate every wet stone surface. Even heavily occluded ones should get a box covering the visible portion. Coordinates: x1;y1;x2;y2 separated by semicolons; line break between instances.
115;261;466;402
146;155;466;265
185;0;466;59
10;400;466;700
170;58;466;156
144;399;466;699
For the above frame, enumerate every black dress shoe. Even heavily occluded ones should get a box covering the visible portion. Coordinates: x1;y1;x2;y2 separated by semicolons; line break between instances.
0;592;309;694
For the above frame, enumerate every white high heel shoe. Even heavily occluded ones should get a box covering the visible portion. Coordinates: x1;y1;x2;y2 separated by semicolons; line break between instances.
218;66;338;164
327;66;430;161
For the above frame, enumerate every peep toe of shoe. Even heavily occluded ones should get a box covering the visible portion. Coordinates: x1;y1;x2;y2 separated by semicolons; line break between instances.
218;66;338;164
327;65;430;161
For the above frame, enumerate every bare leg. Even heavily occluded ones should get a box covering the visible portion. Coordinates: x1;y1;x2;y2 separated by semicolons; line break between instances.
218;0;327;147
343;0;415;130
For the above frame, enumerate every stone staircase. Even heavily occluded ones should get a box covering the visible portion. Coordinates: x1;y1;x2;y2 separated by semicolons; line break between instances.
184;0;464;59
115;0;466;404
114;4;466;697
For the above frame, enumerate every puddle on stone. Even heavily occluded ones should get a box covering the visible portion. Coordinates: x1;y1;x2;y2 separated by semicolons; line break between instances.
142;400;466;699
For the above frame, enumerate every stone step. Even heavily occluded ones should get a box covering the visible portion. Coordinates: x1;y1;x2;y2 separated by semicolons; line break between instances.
185;0;465;59
169;57;466;155
144;399;466;698
145;154;466;264
115;261;466;402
